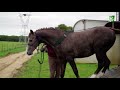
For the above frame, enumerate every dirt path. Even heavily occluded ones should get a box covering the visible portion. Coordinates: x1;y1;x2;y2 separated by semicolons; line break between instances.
0;51;36;78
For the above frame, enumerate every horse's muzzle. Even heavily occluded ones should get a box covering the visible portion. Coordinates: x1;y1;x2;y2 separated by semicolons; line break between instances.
27;52;33;55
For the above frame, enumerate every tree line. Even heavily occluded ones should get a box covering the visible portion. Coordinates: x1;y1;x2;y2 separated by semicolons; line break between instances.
0;35;24;42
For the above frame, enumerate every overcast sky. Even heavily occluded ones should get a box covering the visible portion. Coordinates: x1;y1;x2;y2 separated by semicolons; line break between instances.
0;12;116;36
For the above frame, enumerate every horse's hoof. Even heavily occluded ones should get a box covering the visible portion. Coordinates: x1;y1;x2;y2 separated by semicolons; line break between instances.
96;72;104;78
89;74;97;78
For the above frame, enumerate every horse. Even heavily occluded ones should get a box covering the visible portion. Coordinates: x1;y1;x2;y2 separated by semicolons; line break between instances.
27;28;79;78
27;26;116;78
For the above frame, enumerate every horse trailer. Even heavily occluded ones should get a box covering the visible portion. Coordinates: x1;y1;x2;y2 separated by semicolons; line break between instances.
73;19;109;32
74;19;120;65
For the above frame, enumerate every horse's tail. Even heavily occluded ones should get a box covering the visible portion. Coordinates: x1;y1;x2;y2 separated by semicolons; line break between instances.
109;28;120;34
105;21;120;34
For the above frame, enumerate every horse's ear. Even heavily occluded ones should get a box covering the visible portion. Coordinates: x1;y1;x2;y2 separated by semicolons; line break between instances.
30;29;34;34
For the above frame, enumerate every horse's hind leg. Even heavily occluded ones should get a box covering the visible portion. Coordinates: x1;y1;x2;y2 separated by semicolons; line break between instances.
90;53;105;78
102;53;111;73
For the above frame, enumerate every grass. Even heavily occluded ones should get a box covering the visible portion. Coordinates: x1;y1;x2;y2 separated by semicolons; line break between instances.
0;41;26;58
14;52;117;78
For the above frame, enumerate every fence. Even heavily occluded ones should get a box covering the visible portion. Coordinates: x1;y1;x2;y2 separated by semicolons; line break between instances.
0;41;26;53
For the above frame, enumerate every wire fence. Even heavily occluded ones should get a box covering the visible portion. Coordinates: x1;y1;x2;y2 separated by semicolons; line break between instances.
0;41;26;52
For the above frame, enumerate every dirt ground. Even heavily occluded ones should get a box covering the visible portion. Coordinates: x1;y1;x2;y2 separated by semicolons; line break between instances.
0;51;36;78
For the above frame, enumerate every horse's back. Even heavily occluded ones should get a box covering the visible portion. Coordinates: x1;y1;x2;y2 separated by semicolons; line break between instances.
71;26;115;41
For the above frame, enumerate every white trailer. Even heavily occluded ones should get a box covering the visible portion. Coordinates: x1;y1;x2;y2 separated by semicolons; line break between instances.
73;19;108;32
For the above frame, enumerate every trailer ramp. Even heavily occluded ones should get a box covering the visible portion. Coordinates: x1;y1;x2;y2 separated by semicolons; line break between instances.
100;66;120;78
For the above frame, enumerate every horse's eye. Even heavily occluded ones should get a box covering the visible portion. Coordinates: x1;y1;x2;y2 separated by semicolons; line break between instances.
29;40;32;42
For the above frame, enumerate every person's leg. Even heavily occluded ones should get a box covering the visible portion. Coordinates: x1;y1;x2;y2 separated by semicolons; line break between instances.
48;56;57;78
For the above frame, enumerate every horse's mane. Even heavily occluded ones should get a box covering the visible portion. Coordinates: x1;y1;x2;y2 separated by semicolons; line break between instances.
36;27;73;34
36;27;62;31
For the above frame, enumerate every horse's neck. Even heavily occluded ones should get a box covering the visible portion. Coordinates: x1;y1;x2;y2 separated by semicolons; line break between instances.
37;30;64;47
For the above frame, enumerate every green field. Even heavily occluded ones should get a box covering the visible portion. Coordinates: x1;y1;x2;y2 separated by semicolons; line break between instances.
14;52;117;78
0;41;26;57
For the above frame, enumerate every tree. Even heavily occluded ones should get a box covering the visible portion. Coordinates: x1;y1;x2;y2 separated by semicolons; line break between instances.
56;24;73;31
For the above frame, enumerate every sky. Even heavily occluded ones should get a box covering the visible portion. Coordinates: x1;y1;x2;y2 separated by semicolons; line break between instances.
0;12;117;36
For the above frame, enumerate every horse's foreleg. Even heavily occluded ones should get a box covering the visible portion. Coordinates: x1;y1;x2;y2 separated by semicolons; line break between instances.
60;60;67;78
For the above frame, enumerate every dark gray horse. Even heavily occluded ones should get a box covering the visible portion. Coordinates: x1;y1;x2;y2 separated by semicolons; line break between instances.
27;26;116;78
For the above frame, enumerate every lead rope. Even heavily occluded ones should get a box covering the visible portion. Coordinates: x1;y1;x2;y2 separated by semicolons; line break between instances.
37;45;44;78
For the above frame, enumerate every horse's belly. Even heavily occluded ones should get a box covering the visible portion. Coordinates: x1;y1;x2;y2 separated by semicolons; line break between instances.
77;52;94;58
63;48;94;58
75;50;94;58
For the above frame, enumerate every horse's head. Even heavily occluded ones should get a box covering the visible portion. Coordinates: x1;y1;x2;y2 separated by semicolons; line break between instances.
27;30;40;55
27;27;65;55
